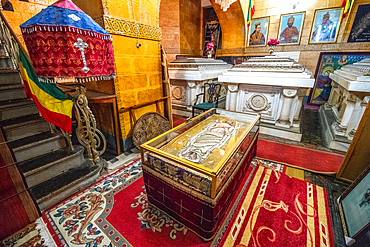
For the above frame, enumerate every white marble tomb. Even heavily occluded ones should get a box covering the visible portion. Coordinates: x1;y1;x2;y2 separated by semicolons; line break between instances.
321;58;370;152
168;58;232;117
218;56;315;141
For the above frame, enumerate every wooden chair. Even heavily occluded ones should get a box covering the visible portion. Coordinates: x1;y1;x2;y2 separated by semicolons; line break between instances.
192;82;221;117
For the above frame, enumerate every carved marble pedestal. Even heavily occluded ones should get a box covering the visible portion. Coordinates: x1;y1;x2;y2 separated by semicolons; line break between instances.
321;59;370;152
168;58;232;118
219;56;315;141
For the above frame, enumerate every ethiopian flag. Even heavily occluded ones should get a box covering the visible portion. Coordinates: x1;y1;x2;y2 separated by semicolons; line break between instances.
342;0;354;18
19;46;73;133
247;0;255;27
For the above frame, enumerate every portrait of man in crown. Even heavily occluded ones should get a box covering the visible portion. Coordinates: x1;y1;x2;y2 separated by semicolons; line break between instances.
310;8;343;43
278;12;305;45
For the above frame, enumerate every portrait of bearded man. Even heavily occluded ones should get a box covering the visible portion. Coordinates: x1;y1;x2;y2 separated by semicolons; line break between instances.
280;15;299;43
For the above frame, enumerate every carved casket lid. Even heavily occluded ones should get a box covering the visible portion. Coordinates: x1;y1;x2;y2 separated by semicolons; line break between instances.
230;56;305;73
168;58;231;70
330;58;370;92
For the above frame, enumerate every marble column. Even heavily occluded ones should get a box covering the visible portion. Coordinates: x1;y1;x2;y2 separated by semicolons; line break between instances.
293;88;307;128
227;85;239;111
348;97;369;140
324;81;339;110
276;88;297;128
333;94;356;136
187;82;197;106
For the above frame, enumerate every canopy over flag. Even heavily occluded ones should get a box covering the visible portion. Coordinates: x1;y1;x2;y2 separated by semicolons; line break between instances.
20;0;115;83
342;0;353;18
19;46;73;132
247;0;255;27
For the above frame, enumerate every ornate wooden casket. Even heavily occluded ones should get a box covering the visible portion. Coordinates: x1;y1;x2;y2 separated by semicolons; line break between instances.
140;109;260;240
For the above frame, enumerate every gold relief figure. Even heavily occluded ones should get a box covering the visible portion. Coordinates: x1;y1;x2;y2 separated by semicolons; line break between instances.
152;159;162;171
166;165;179;178
179;121;239;164
183;171;205;193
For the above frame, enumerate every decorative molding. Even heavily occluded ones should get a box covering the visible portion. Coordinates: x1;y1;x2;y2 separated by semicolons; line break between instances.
103;16;162;41
246;94;271;112
188;82;196;88
168;64;230;70
283;89;298;98
228;85;238;92
233;63;305;72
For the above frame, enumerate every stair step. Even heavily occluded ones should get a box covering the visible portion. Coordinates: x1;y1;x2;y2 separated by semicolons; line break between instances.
0;84;26;101
32;159;103;211
8;132;67;162
0;58;15;70
2;115;49;141
0;71;21;84
20;146;85;188
0;99;39;121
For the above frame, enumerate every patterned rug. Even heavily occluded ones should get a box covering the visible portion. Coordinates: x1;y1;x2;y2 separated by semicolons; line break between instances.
219;165;334;246
7;158;332;247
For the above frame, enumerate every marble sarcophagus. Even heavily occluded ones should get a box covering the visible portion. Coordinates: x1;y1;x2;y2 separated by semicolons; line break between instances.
140;109;260;240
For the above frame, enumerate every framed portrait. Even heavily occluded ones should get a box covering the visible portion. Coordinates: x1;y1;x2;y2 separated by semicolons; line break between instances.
248;17;270;47
348;4;370;43
309;52;370;105
309;7;343;44
278;12;305;45
338;165;370;243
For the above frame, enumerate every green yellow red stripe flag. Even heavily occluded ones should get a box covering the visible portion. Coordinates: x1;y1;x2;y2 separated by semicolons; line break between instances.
342;0;354;18
19;46;73;133
247;0;255;27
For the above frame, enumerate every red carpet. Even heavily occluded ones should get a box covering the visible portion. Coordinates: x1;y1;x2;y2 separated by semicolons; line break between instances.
219;165;334;246
257;139;344;174
41;158;333;246
173;115;187;127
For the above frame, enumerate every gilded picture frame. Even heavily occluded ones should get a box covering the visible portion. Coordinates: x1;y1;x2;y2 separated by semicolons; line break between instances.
348;4;370;43
309;7;343;44
277;12;305;45
247;16;270;47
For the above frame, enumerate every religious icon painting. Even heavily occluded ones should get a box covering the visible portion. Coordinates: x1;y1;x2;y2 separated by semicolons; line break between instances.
248;17;270;47
348;4;370;43
277;12;305;45
309;7;343;44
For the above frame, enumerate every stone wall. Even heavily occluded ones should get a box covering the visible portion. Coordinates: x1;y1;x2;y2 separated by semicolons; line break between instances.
179;0;201;55
215;0;370;74
159;0;201;62
159;0;180;62
1;0;58;50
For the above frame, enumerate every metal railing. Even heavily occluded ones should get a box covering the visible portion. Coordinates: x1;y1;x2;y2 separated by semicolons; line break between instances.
0;11;106;164
0;11;19;69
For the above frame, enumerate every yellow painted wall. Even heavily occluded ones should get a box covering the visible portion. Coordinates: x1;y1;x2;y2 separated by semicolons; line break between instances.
159;0;180;62
160;0;201;62
100;0;163;149
215;0;370;74
1;0;58;49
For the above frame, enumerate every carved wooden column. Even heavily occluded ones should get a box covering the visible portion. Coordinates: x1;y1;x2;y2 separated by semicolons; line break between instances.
276;88;297;127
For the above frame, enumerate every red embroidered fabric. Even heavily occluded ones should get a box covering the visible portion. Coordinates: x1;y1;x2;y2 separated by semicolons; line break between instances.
23;29;115;78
